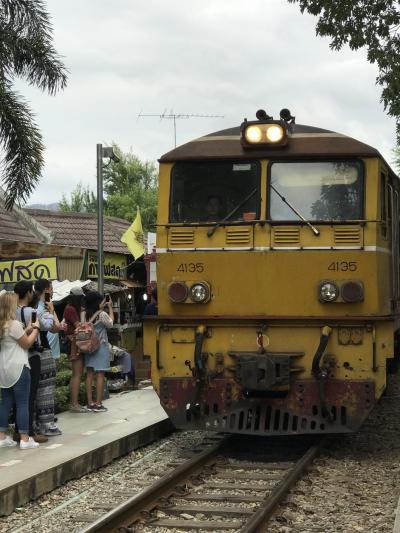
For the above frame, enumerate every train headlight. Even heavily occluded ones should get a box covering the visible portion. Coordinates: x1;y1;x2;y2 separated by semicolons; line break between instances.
245;125;263;143
266;124;284;143
319;281;339;302
168;282;188;303
341;281;364;303
241;119;288;148
190;282;210;303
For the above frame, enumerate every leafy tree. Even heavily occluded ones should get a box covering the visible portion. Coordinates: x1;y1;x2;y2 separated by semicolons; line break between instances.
103;144;157;195
105;186;158;231
288;1;400;138
59;146;158;230
393;146;400;173
59;183;97;213
0;0;67;209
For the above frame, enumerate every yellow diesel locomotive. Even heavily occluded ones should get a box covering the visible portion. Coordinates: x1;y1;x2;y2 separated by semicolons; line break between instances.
143;109;399;435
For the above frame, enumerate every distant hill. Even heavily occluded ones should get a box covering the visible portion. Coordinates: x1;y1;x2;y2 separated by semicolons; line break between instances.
27;202;60;211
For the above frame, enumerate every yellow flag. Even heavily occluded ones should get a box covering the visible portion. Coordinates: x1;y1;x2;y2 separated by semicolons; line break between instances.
121;209;145;259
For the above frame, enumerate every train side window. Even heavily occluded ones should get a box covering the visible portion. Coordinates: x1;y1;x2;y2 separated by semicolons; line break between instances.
381;172;388;238
388;181;392;228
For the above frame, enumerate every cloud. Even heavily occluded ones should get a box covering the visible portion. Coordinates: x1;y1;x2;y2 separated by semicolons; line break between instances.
16;0;396;203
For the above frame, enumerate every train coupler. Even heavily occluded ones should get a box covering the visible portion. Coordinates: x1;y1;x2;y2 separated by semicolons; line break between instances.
229;350;304;391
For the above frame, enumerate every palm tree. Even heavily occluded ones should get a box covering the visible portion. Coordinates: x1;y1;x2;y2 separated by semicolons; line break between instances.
0;0;67;209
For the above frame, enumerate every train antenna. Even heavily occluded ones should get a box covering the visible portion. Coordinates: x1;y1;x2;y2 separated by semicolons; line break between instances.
138;109;224;148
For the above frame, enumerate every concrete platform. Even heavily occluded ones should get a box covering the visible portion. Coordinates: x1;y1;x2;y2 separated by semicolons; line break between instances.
0;388;172;516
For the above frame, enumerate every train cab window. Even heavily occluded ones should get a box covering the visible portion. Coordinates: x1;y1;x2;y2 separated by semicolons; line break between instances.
381;172;388;238
269;160;363;221
170;161;260;223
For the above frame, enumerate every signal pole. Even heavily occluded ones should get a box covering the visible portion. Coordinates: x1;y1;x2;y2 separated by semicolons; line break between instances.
138;110;224;147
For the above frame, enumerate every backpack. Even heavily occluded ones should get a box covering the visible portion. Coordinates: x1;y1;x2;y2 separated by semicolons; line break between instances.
75;312;101;354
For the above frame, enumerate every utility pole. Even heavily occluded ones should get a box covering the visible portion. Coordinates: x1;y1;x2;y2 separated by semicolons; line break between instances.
138;110;224;147
96;144;120;296
96;144;104;296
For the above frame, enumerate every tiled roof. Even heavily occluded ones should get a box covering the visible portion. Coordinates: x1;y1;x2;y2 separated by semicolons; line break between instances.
0;203;40;243
25;210;131;254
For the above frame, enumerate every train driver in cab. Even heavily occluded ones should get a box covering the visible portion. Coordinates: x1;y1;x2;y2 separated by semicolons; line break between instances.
205;195;223;221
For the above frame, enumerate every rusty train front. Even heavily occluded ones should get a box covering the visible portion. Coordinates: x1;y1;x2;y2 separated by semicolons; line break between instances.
143;109;400;435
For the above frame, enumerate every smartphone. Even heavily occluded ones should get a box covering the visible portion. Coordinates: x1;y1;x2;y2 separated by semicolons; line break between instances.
44;293;51;303
31;310;37;323
105;294;110;303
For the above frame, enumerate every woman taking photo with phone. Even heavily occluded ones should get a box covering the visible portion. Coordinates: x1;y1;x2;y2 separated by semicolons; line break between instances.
63;287;85;413
0;292;41;449
84;291;113;412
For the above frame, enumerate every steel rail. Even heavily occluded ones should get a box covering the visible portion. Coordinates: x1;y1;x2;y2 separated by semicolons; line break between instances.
79;436;229;533
238;437;327;533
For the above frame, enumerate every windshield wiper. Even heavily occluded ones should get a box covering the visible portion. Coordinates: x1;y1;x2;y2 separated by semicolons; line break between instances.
207;188;258;237
270;184;320;236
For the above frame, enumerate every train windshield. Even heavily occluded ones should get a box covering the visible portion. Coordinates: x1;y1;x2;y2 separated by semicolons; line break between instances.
269;160;363;221
170;161;261;223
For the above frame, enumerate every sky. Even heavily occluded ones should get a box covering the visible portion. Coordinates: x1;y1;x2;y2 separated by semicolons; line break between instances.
19;0;397;204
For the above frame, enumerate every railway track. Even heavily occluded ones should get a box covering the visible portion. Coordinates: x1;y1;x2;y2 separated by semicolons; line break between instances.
80;434;326;533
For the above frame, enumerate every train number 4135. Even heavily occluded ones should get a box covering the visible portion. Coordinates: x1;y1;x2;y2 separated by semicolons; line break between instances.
328;261;358;272
177;263;205;273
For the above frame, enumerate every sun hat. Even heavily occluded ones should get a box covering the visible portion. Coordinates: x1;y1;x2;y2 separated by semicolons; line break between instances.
70;286;84;296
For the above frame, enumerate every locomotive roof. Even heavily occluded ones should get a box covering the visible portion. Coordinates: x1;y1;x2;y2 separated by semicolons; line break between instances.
159;123;382;162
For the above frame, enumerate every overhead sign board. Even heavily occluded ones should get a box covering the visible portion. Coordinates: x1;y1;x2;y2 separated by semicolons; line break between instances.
87;251;127;280
0;257;58;284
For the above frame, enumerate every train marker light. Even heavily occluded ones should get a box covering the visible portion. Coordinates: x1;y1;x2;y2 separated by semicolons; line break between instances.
341;281;364;303
168;281;189;303
319;281;339;302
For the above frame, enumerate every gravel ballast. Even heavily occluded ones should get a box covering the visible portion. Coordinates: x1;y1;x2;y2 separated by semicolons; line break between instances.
267;374;400;533
0;431;213;533
3;375;400;533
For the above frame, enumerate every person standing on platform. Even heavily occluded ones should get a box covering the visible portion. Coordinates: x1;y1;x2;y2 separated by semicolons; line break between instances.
34;279;62;436
143;288;158;316
63;287;86;413
84;291;114;412
46;282;61;360
0;292;41;449
13;281;48;443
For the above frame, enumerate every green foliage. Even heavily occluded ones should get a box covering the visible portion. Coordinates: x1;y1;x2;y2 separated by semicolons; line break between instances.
105;187;158;231
59;145;158;230
103;145;157;195
55;356;84;413
55;383;86;413
56;354;71;372
393;146;400;173
56;368;72;387
54;356;108;413
288;1;400;138
54;385;69;413
103;144;158;229
0;0;67;208
59;182;97;213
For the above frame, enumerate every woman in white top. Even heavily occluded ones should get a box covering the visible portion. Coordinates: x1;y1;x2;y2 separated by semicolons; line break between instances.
0;292;41;449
